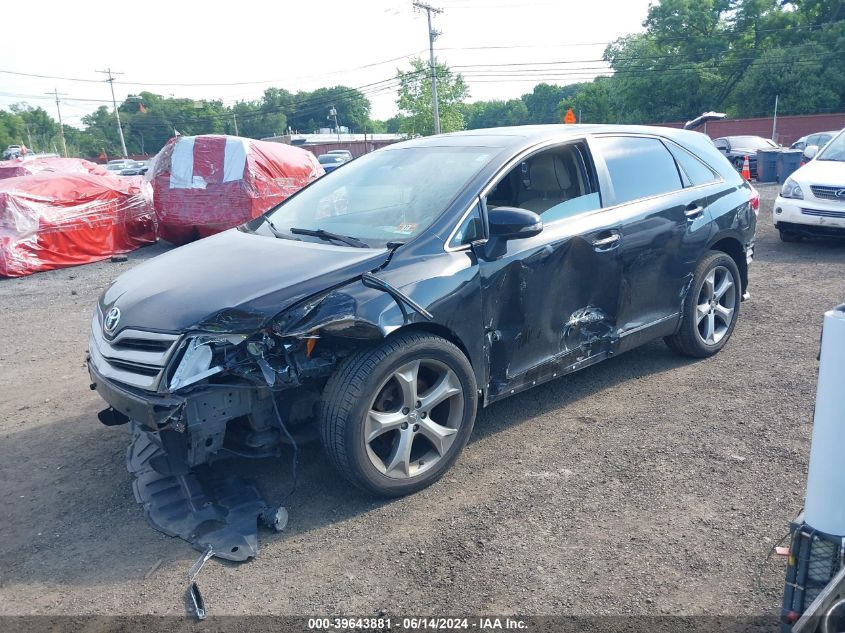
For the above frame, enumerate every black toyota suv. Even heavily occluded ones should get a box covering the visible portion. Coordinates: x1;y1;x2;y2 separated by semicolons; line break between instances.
88;125;756;558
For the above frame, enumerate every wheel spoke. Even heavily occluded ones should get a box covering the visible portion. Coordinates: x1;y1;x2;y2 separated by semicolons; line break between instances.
365;410;406;443
419;369;462;413
702;270;716;302
701;311;716;344
417;417;458;456
714;303;734;326
695;302;710;325
714;273;734;301
392;361;420;410
383;429;415;477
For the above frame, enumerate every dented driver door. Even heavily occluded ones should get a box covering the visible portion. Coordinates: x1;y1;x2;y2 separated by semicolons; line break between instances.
478;203;623;403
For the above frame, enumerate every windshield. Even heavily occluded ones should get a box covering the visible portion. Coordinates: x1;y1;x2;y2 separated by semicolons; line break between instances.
263;145;499;247
318;154;343;164
817;131;845;162
731;136;777;149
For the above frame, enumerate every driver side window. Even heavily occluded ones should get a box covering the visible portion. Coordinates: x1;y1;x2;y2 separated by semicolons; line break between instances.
483;142;602;224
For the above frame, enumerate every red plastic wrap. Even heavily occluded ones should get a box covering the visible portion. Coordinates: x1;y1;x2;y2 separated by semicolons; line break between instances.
0;156;109;180
148;135;324;245
0;173;157;277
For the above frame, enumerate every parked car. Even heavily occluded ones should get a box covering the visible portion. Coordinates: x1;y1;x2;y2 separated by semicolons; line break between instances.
105;159;135;172
119;160;149;176
325;149;354;161
712;135;779;177
317;152;350;173
791;131;840;152
774;128;845;241
88;125;757;503
3;145;25;160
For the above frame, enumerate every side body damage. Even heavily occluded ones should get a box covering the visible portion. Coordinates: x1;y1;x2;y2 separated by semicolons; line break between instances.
86;124;757;570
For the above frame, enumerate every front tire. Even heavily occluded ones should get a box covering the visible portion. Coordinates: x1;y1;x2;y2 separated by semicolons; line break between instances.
779;228;803;243
665;251;742;358
320;332;477;497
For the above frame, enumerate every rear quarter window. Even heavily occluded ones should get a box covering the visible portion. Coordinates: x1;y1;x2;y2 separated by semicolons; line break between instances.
593;136;683;205
665;141;719;187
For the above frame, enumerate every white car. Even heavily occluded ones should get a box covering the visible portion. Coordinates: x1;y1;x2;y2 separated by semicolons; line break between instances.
774;129;845;242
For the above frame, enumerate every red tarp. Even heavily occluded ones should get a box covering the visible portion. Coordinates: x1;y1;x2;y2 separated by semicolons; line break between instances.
0;156;109;180
0;173;156;277
149;135;324;245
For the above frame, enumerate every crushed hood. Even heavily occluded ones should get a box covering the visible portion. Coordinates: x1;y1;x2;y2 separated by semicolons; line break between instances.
101;229;387;334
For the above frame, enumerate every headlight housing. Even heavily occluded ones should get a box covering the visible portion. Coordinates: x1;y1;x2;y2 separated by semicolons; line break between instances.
169;333;247;391
781;178;804;200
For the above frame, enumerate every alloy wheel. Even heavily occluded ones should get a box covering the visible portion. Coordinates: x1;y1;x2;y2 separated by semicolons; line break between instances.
695;265;736;346
365;359;465;479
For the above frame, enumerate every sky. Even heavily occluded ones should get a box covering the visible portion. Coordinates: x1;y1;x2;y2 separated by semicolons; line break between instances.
0;0;654;128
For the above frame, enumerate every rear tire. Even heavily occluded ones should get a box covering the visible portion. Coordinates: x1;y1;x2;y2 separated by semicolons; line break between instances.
665;251;742;358
320;332;477;497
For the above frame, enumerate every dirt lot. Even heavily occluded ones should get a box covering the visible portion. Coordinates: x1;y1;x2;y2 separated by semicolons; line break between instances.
1;182;843;618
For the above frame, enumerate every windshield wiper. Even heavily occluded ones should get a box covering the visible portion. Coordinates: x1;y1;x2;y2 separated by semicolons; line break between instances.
256;215;298;240
289;227;369;248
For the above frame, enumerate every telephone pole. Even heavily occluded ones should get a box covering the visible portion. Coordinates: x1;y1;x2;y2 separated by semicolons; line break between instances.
232;113;239;136
329;106;340;141
46;88;68;157
96;68;128;158
413;1;443;135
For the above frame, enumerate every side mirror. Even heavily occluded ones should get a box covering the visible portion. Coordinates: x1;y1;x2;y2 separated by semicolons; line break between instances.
487;207;543;240
803;145;819;161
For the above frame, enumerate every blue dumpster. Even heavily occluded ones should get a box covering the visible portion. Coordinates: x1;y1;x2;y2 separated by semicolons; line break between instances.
778;149;804;184
756;149;781;183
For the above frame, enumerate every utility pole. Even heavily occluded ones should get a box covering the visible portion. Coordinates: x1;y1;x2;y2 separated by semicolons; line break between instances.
329;106;340;141
24;123;34;152
771;94;779;143
46;88;68;157
232;113;239;136
413;1;443;135
96;68;128;158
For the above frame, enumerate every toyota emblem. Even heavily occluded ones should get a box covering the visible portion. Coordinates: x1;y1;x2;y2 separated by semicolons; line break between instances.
104;307;121;334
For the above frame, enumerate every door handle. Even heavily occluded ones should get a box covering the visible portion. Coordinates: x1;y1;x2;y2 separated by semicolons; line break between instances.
592;233;621;250
684;204;704;220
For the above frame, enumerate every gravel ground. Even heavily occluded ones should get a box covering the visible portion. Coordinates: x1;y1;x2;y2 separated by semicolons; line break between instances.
1;182;843;618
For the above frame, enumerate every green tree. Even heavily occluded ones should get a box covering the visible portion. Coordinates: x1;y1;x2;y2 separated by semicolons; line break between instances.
520;83;582;124
566;78;621;124
462;99;530;129
601;0;844;123
396;58;469;135
0;109;26;150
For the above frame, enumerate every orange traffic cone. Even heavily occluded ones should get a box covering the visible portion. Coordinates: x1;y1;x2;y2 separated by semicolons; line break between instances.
741;155;751;180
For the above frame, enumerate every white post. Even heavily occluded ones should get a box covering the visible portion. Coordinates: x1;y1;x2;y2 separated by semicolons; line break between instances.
771;94;779;143
804;305;845;535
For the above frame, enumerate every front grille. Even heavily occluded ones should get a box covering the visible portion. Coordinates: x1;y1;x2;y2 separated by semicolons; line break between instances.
810;185;845;202
88;309;181;391
107;359;162;377
112;338;173;353
801;208;845;219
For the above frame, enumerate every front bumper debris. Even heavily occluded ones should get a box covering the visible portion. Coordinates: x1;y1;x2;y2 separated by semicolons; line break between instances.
127;421;266;562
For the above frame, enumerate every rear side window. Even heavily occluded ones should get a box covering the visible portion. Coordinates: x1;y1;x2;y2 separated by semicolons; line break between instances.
665;142;718;187
593;136;683;205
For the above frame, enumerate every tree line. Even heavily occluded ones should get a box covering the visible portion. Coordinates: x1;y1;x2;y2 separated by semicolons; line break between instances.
1;0;841;158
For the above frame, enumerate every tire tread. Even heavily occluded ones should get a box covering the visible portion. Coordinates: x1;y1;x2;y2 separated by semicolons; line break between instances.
320;332;474;495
